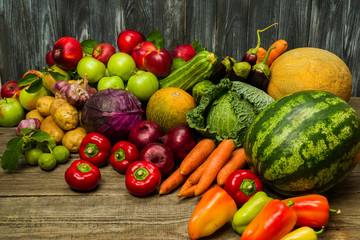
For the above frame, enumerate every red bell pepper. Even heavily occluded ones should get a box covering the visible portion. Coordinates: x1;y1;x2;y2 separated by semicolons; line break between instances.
79;132;111;167
65;159;101;191
224;169;263;207
125;161;161;196
241;199;297;240
188;187;237;240
282;194;340;228
110;141;139;174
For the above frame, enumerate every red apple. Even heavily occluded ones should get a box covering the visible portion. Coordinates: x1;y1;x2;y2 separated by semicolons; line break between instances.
170;44;196;62
139;142;175;175
92;43;116;66
144;49;173;77
52;37;83;69
130;41;157;70
1;81;24;98
46;50;55;67
117;30;145;54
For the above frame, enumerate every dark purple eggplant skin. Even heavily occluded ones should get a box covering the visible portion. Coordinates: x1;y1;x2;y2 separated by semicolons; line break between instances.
209;56;236;83
241;53;257;66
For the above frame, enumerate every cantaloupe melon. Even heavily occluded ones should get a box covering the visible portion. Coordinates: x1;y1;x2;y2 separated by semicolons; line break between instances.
267;47;352;102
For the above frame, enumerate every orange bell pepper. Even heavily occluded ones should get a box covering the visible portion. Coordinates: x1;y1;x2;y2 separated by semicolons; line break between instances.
241;199;297;240
188;187;237;240
282;194;340;228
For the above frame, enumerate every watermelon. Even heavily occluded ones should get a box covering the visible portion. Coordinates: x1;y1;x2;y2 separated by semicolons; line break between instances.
244;90;360;196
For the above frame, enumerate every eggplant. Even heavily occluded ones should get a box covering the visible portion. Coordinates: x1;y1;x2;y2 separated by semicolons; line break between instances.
209;56;236;83
241;23;278;66
247;46;277;91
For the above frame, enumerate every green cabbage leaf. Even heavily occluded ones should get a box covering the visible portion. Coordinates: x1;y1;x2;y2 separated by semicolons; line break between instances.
186;78;274;147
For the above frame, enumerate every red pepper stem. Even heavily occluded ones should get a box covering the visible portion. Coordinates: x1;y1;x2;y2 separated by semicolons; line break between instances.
316;226;325;235
77;163;92;173
240;179;257;197
84;143;99;158
286;200;294;208
330;208;341;214
115;148;126;161
133;167;150;181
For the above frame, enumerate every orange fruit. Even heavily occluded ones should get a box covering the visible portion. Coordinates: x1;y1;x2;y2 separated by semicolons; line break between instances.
267;47;352;102
146;87;197;132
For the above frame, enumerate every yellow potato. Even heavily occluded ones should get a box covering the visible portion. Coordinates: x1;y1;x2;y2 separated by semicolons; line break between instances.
50;98;67;116
40;116;65;144
51;99;79;131
26;109;44;123
62;127;87;153
36;96;55;117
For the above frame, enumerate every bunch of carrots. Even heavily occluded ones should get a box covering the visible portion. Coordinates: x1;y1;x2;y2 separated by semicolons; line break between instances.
159;138;247;197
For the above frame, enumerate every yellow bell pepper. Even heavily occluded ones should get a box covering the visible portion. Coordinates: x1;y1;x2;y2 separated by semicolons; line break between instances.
280;226;325;240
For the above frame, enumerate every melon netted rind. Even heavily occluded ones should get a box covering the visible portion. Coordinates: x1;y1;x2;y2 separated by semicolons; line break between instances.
244;90;360;196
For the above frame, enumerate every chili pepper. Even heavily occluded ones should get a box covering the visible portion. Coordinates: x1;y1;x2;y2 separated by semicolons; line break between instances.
188;187;237;240
125;161;161;196
247;45;277;91
280;226;325;240
282;194;340;228
64;159;101;191
110;141;139;174
223;169;263;207
232;191;273;235
79;132;111;167
241;23;278;66
241;199;297;240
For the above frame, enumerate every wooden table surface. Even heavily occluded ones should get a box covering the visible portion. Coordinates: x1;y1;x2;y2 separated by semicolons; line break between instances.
1;98;360;240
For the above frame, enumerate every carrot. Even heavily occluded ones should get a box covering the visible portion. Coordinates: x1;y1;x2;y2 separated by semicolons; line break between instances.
177;184;197;197
266;39;288;66
256;47;267;64
177;177;193;196
159;168;188;195
188;157;210;184
194;139;235;196
216;148;247;186
179;138;216;175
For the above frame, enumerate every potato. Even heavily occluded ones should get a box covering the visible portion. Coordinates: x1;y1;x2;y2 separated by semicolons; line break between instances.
40;116;65;144
50;98;67;116
26;109;44;122
36;96;55;117
62;127;87;153
51;100;79;131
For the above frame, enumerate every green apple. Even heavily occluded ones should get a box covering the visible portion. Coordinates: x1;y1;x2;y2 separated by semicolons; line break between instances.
97;76;125;91
0;98;25;127
126;70;159;101
107;52;136;81
77;56;106;83
19;86;49;111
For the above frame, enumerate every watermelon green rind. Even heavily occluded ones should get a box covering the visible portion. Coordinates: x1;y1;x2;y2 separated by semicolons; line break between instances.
244;90;360;196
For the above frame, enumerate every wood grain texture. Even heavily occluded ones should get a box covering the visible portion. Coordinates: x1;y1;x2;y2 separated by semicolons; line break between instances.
0;99;360;239
0;0;358;96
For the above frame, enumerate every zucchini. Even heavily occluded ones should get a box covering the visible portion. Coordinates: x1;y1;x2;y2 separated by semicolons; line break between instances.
159;51;217;91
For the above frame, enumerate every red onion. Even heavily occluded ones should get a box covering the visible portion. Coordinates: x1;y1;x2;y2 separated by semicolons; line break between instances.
15;118;41;136
159;125;197;162
128;120;163;151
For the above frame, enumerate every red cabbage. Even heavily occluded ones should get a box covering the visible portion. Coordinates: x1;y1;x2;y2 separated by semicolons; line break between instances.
81;88;144;143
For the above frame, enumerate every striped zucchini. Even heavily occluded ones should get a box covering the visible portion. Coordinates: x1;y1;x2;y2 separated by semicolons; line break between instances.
244;90;360;196
159;51;217;91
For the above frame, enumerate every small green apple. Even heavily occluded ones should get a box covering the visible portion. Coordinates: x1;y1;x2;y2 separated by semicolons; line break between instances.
0;98;25;127
77;56;106;83
126;70;159;101
19;86;49;111
107;52;136;81
97;76;125;91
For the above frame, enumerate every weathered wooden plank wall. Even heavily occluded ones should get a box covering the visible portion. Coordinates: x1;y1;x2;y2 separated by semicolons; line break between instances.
0;0;359;95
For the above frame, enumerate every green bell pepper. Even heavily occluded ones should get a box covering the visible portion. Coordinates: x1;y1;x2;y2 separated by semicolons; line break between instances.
232;191;273;235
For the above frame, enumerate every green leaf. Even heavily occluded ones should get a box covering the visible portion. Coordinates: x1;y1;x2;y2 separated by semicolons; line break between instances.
192;40;207;53
146;29;165;49
81;39;100;55
1;149;22;171
20;128;35;136
25;79;43;93
7;137;24;151
17;73;41;87
171;58;186;71
49;71;67;81
30;130;52;143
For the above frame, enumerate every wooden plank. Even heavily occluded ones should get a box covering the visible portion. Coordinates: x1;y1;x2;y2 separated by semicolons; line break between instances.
121;0;185;50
